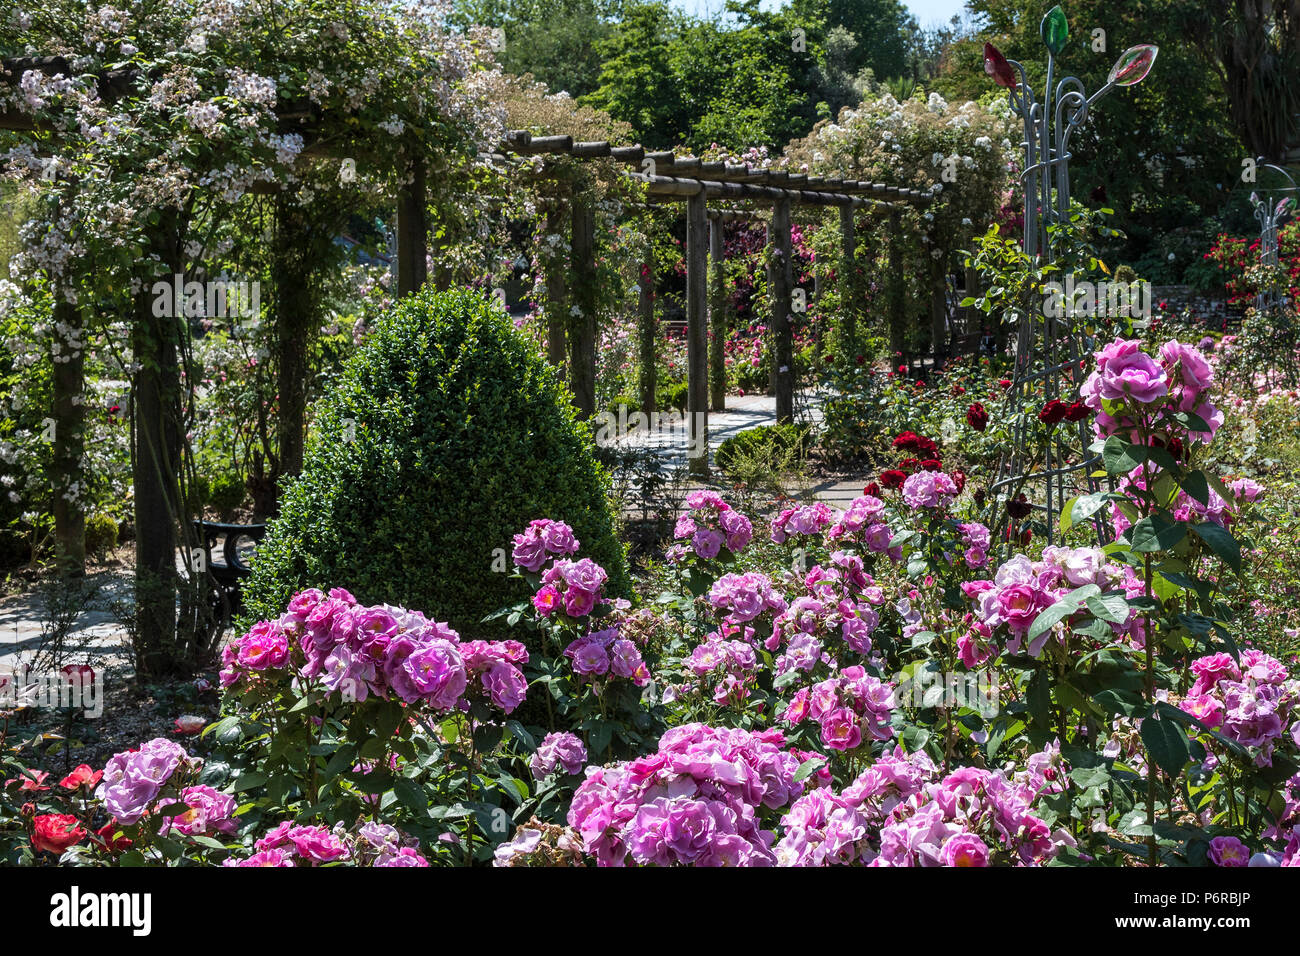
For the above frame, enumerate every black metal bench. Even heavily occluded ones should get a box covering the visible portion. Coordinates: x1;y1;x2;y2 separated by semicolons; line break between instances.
190;520;267;631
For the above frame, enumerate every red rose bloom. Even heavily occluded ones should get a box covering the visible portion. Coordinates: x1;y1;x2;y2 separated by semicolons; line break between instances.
58;765;103;790
999;379;1012;389
96;822;133;853
1064;402;1089;422
966;403;989;431
953;470;967;493
920;459;943;472
1007;494;1032;519
32;814;86;855
863;482;881;497
898;457;921;473
1038;400;1069;425
879;470;907;490
892;431;921;450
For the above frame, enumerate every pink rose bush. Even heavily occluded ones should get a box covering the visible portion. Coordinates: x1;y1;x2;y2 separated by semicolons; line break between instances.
771;501;835;544
223;821;430;867
781;666;896;752
1178;650;1299;764
222;589;528;714
566;724;807;866
672;490;752;560
773;746;1070;866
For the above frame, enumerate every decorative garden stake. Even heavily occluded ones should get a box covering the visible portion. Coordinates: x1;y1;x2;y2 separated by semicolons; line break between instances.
984;6;1156;542
1248;160;1298;313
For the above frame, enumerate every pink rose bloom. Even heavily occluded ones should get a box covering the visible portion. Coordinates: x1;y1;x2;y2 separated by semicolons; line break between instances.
692;529;724;560
482;662;527;713
229;849;295;867
997;584;1044;634
942;832;989;867
1159;339;1213;394
237;621;290;670
256;821;294;850
1180;693;1224;730
540;521;579;556
532;584;560;616
1208;836;1250;867
564;587;598;618
782;688;810;724
1189;653;1241;695
569;640;610;677
819;708;862;751
160;784;237;837
1097;340;1167;404
287;825;350;863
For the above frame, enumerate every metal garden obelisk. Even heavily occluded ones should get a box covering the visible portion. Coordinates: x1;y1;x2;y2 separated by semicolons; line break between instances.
983;6;1157;542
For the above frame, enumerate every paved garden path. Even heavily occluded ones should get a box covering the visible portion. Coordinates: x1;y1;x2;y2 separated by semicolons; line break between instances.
597;390;866;509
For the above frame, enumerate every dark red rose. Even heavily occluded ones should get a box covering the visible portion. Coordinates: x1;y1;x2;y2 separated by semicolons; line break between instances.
863;482;881;497
1007;494;1032;520
974;487;987;508
892;431;921;450
1038;400;1069;425
879;470;907;490
953;470;967;493
899;457;921;473
855;355;865;365
998;379;1012;390
967;403;989;431
914;380;925;389
920;459;943;472
1064;402;1089;422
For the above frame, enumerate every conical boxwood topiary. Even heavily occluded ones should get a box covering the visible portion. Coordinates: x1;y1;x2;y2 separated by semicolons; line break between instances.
242;287;629;636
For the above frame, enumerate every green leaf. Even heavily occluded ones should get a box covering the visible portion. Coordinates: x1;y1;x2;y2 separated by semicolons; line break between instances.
1140;713;1190;780
232;771;268;792
1190;522;1241;572
1129;514;1186;553
1180;471;1210;507
1063;492;1109;531
910;630;937;649
1029;584;1101;644
794;757;826;782
1085;592;1130;625
393;777;429;816
1102;436;1146;475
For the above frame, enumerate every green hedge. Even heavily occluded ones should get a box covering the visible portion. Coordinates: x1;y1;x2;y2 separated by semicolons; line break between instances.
242;288;629;636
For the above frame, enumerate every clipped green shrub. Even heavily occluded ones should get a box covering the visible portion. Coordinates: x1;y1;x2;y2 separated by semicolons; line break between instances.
665;382;689;411
715;423;811;474
209;473;246;517
84;513;119;558
242;288;629;637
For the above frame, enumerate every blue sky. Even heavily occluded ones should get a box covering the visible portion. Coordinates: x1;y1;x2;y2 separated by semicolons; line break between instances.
667;0;972;29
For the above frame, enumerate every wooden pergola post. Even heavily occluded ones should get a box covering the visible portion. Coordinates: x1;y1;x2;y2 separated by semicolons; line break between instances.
708;213;727;412
839;205;858;351
930;259;948;367
396;154;428;297
50;291;85;575
637;260;656;413
686;190;709;476
544;190;569;369
771;196;794;425
887;208;907;363
568;195;597;419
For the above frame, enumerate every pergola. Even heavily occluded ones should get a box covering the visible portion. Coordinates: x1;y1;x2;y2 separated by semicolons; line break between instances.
479;129;934;475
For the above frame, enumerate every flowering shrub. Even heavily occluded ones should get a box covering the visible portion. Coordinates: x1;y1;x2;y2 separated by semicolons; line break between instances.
563;724;805;867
